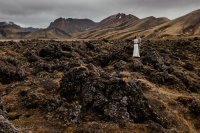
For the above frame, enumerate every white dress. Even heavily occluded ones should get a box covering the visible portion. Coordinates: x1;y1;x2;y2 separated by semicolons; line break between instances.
133;39;140;57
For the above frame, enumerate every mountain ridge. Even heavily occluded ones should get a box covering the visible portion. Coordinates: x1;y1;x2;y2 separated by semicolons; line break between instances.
49;17;97;34
0;9;200;39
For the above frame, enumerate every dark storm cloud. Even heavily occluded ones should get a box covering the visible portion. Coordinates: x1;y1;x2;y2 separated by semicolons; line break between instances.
0;0;199;28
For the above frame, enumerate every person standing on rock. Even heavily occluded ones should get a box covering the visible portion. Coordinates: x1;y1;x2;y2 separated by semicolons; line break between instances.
133;36;140;57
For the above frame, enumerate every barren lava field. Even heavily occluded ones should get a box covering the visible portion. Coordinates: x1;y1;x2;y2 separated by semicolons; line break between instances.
0;38;200;133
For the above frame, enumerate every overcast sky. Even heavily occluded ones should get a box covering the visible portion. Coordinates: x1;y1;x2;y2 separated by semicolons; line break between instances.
0;0;199;28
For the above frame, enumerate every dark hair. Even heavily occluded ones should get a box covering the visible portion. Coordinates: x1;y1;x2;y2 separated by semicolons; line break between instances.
134;36;137;39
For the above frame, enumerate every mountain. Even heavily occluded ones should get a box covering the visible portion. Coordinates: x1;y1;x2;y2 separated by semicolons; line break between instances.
49;17;97;34
75;14;170;39
0;22;17;27
96;13;139;29
24;28;71;39
145;9;200;38
0;22;40;39
0;21;71;39
0;9;199;40
0;22;28;39
76;9;200;39
24;27;39;32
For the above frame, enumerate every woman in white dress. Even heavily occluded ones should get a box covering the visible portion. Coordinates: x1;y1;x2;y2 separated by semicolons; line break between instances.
133;36;140;57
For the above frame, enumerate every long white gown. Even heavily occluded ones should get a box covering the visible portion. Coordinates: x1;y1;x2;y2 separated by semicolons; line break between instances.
133;39;140;57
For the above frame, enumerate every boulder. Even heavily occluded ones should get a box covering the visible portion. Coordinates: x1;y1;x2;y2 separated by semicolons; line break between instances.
0;58;26;84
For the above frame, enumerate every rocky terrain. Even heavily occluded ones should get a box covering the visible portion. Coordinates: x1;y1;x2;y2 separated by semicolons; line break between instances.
0;38;200;132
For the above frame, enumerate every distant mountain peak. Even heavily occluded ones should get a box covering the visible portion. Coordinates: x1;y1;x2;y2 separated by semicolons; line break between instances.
145;16;156;19
0;21;16;26
97;13;139;28
109;13;139;19
49;17;97;33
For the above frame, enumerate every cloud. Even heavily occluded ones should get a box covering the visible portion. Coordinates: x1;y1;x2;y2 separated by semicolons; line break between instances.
0;0;199;28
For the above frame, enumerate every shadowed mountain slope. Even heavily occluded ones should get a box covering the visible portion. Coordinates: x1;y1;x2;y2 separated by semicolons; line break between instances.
49;17;97;34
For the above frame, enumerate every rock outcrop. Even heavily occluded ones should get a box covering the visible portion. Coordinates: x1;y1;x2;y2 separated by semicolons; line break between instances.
0;115;21;133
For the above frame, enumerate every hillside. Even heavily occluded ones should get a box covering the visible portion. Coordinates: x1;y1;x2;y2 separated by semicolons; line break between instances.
146;9;200;38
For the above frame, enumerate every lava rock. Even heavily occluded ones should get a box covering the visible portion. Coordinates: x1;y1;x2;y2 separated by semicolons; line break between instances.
24;51;39;62
38;44;68;60
0;100;7;116
60;66;90;101
189;100;200;115
85;42;95;50
0;58;26;84
183;62;194;71
0;115;21;133
60;65;160;124
20;90;62;112
131;60;144;72
142;51;164;68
